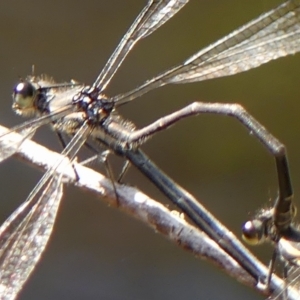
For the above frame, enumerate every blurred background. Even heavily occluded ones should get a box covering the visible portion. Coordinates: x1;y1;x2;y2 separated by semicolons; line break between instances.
0;0;298;299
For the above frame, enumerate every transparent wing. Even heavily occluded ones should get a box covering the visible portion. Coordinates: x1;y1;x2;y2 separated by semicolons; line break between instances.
0;125;37;163
271;237;300;299
0;122;91;299
270;265;300;299
114;0;300;104
93;0;189;91
0;176;63;300
0;104;73;163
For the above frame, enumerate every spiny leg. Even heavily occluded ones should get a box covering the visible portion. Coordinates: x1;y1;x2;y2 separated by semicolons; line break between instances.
55;130;80;181
117;160;131;183
79;141;121;205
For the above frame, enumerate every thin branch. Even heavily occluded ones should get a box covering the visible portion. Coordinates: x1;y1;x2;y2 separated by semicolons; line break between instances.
0;124;297;299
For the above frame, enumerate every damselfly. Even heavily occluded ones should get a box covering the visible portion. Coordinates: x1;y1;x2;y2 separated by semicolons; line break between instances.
1;0;300;299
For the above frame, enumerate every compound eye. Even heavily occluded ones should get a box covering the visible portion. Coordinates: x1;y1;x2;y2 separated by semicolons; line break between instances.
242;220;265;245
12;81;36;111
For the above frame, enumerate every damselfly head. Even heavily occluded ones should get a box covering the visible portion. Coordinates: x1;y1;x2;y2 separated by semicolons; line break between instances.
12;80;39;116
242;208;275;245
242;219;266;245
